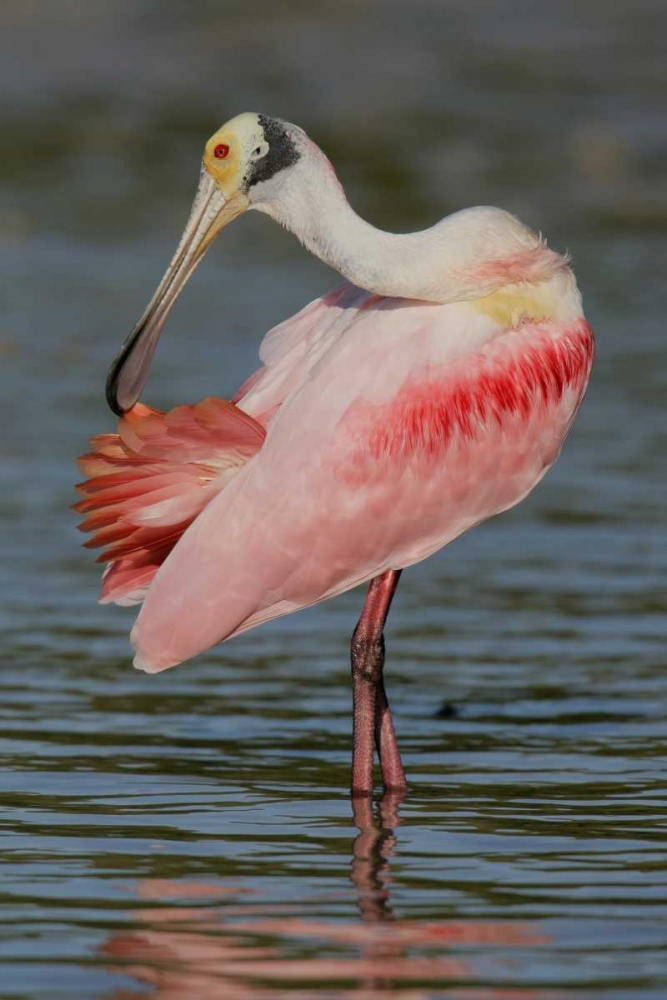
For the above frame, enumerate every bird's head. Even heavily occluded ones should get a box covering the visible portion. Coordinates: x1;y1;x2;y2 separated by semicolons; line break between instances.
204;112;304;206
106;112;306;415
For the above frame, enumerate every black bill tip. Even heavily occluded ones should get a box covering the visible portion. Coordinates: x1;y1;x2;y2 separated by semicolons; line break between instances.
105;318;161;416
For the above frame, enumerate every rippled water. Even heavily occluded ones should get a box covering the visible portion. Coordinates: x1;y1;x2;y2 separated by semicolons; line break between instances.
1;2;666;997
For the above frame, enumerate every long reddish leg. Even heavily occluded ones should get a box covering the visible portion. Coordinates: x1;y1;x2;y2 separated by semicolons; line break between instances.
350;570;407;797
375;674;407;792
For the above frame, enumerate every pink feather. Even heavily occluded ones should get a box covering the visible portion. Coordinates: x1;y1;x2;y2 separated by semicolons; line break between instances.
74;399;265;605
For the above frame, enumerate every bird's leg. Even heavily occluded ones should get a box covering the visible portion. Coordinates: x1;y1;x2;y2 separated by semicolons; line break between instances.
350;570;407;797
375;673;407;793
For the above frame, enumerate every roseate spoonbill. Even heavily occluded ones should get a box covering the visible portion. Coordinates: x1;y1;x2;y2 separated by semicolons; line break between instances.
75;113;594;796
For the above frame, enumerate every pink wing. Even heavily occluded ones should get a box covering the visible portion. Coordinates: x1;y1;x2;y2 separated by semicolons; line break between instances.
233;283;379;425
74;285;365;607
75;399;265;605
130;288;593;673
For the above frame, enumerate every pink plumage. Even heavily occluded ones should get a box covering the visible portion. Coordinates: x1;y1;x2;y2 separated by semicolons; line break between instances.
78;282;593;666
82;112;595;794
74;398;265;606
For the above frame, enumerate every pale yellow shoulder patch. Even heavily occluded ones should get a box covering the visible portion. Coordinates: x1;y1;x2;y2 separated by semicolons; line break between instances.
472;283;556;327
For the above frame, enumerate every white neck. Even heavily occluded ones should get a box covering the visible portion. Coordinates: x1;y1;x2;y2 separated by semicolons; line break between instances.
253;145;564;304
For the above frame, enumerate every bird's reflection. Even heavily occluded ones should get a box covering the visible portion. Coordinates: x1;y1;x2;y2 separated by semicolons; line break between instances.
103;793;545;999
350;792;401;927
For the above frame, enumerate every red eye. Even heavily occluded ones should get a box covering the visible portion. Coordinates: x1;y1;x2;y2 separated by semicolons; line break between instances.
213;143;230;160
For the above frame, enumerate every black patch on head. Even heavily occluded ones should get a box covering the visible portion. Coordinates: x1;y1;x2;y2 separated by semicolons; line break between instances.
247;115;300;188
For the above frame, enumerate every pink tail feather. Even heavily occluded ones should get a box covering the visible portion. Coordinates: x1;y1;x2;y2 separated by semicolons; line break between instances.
74;398;265;606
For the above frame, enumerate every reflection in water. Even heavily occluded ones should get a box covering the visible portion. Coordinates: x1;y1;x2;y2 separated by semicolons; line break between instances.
104;796;545;999
351;794;401;928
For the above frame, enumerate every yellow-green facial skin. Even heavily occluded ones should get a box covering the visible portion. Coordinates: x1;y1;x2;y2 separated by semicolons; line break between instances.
203;112;267;197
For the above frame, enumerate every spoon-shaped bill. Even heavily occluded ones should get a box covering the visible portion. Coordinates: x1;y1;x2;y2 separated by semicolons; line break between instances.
105;171;248;415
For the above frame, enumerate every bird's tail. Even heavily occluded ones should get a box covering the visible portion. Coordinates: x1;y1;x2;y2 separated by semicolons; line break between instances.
74;398;266;606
